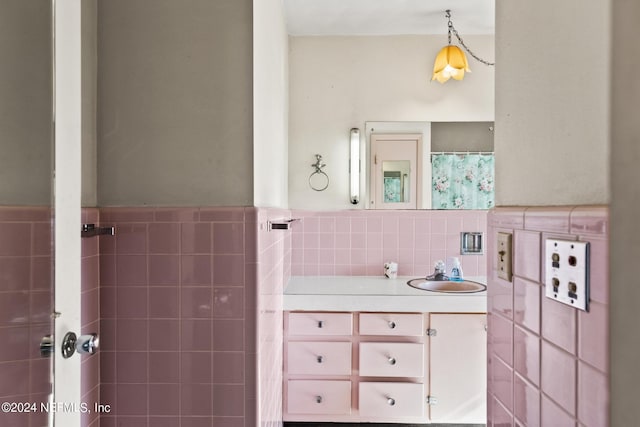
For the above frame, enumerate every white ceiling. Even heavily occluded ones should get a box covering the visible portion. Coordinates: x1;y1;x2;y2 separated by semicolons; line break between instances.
284;0;495;36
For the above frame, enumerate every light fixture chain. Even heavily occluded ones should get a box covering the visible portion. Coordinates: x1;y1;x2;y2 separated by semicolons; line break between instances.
446;9;452;44
450;23;495;66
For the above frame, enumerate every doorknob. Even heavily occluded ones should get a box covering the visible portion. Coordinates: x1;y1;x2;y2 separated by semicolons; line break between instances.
61;332;99;359
40;335;55;357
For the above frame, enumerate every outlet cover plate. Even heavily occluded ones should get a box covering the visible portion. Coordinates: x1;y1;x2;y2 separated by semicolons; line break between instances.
544;239;590;311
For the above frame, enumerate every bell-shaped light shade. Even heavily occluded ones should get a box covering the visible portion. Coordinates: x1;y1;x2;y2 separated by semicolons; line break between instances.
432;45;471;83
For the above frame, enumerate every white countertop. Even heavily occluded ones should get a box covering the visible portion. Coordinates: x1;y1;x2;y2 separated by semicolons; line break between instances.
284;276;487;313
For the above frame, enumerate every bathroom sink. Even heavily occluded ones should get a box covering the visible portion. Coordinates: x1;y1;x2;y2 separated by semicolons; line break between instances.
406;278;487;293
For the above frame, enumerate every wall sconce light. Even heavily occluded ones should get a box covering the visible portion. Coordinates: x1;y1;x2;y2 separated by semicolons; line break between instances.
349;128;360;204
432;10;494;84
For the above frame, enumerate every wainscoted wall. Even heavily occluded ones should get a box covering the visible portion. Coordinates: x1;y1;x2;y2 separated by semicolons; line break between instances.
0;207;53;427
82;208;101;427
98;206;290;427
290;209;488;278
99;207;256;427
487;206;609;426
0;204;292;427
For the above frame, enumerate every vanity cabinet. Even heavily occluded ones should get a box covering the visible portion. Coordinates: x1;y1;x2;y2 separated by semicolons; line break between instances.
283;310;486;424
285;312;355;418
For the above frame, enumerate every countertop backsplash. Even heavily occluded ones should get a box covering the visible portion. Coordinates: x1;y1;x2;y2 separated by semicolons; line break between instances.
289;209;488;278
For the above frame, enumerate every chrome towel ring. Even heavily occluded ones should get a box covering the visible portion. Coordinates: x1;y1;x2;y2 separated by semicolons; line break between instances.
309;154;329;191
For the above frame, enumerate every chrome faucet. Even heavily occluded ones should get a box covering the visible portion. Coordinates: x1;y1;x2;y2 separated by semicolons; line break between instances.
426;260;450;281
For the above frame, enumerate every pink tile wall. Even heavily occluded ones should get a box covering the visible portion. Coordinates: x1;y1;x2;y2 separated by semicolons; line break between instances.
82;208;102;427
0;207;53;427
99;207;259;427
255;209;290;427
290;209;488;277
487;206;609;426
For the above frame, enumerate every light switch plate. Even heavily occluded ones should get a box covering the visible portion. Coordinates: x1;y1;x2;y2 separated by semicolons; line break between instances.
497;232;512;281
544;239;590;311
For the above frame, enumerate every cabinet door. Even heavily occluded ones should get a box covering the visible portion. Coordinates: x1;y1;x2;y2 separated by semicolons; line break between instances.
429;313;487;423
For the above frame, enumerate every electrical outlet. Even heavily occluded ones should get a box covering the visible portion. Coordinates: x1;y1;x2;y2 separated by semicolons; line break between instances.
544;239;590;311
497;232;512;281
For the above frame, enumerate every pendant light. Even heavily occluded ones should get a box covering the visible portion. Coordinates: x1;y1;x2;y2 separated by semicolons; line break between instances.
432;10;494;84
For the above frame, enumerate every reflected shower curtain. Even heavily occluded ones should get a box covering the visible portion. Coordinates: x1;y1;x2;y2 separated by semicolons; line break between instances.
431;153;495;209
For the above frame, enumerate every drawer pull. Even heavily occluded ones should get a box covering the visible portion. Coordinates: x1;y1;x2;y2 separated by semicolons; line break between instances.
387;397;396;406
315;395;323;404
388;321;397;329
316;355;324;363
317;320;324;328
388;357;397;365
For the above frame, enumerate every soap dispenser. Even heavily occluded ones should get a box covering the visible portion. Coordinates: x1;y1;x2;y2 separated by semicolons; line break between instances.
448;257;463;281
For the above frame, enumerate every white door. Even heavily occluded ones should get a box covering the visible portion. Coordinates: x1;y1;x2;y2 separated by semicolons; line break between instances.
429;313;487;423
54;2;83;426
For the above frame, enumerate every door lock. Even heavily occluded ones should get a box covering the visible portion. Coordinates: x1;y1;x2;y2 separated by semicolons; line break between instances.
40;335;55;358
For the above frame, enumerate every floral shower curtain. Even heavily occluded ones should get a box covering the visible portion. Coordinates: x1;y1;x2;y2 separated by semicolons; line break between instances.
431;153;495;209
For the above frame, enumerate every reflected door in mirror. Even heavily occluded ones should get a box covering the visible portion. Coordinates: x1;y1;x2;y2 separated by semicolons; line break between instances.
371;134;421;209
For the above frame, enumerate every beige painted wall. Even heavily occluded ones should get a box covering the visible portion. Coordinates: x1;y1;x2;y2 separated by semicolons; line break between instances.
97;0;253;206
288;35;495;210
0;1;53;205
610;0;640;423
495;1;610;206
253;0;288;208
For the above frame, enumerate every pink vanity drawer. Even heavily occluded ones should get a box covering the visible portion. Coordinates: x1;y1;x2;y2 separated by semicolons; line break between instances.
287;341;352;375
359;342;424;377
359;382;425;418
288;312;353;336
359;313;424;336
287;380;352;415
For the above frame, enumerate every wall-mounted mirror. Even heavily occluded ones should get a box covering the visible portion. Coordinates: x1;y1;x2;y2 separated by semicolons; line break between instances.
286;2;495;211
365;121;494;210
